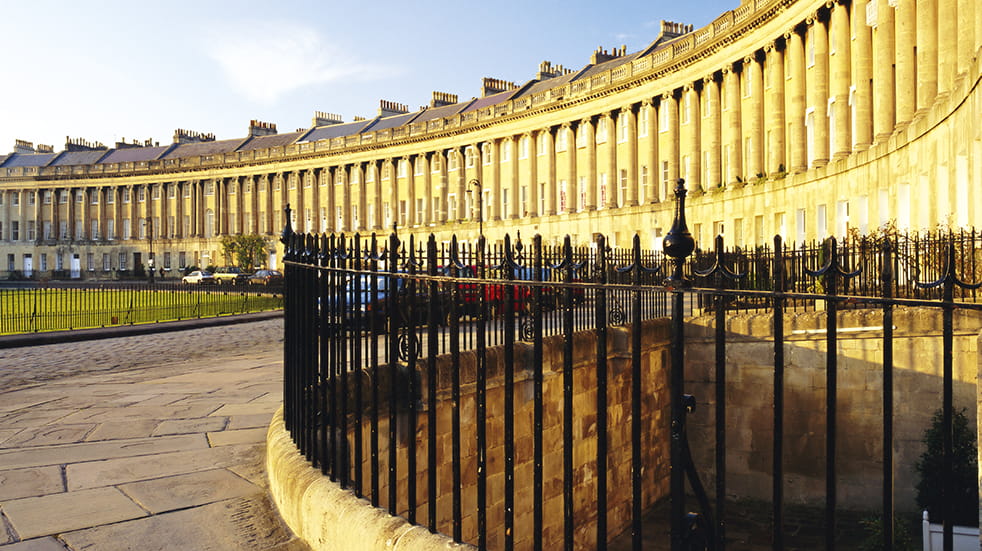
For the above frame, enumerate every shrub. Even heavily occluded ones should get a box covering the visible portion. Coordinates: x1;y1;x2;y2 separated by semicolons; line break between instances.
915;407;979;527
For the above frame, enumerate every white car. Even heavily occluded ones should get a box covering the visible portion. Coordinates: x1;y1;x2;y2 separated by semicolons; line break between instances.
182;270;215;284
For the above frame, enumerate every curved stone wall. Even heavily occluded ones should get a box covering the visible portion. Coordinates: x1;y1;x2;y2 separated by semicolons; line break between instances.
0;0;979;277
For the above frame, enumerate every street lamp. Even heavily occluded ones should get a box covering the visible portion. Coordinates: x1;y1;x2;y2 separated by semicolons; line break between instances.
147;217;155;284
467;179;483;244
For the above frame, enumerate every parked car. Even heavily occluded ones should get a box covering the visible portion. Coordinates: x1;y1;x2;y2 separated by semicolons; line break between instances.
213;266;249;285
325;274;444;331
248;270;283;286
182;270;215;284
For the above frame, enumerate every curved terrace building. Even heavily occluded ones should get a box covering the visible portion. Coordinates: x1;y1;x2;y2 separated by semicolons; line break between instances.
1;0;980;279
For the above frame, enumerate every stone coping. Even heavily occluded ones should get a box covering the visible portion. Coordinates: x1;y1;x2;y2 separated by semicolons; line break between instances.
265;406;475;551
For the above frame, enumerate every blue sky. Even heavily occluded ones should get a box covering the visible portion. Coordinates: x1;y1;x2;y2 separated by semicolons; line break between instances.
0;1;730;153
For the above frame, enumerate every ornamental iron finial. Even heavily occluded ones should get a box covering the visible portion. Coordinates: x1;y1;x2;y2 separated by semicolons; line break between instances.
662;179;694;285
280;204;293;245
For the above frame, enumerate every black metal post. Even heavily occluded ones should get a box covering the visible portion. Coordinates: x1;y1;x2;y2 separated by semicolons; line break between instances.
662;179;694;551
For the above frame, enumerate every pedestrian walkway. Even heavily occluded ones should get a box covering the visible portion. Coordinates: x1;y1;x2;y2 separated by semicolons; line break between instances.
0;319;307;550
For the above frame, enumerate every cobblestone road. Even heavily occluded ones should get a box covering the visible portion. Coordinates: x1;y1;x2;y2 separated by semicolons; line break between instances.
0;319;285;391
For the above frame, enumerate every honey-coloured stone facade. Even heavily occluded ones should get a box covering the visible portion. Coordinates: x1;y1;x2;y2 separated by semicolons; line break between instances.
0;0;980;278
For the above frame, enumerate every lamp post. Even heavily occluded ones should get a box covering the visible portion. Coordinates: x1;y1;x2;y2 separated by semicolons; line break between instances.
467;179;483;244
147;217;154;284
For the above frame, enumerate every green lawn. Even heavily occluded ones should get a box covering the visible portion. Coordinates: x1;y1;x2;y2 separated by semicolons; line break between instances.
0;287;283;335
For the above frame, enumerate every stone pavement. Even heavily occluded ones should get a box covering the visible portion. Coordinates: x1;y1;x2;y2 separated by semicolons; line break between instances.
0;318;309;550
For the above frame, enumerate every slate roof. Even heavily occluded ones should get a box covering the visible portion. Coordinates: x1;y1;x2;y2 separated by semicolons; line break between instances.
0;155;9;167
51;150;110;166
462;89;519;113
572;51;643;82
514;70;580;99
98;145;171;164
410;100;472;123
160;138;248;159
362;111;423;133
2;153;58;168
300;120;375;142
238;131;304;151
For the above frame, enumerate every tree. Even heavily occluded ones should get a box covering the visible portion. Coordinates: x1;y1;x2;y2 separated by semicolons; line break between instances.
234;234;269;272
220;235;237;266
217;234;270;272
915;407;979;527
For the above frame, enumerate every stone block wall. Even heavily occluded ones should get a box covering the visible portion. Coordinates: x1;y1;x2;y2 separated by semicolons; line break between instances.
683;307;981;511
344;319;672;550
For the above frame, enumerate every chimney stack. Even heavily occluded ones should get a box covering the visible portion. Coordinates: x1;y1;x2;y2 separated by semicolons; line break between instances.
481;77;517;97
378;100;410;117
248;120;278;137
312;111;344;127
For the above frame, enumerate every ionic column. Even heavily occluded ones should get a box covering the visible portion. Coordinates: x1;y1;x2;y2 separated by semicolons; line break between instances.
894;0;916;126
683;84;701;189
721;67;743;184
343;166;354;231
662;91;681;186
745;53;765;176
916;0;939;113
509;136;520;219
956;0;975;77
763;42;787;174
830;2;852;159
939;0;959;95
581;119;597;211
454;150;467;221
402;156;413;227
85;187;93;240
604;112;618;209
436;155;448;224
850;1;873;150
623;106;639;206
528;132;539;217
544;128;557;215
702;76;722;187
66;188;76;240
564;122;578;214
787;27;808;171
50;189;59;240
872;0;896;142
414;157;427;225
808;12;830;166
642;99;659;202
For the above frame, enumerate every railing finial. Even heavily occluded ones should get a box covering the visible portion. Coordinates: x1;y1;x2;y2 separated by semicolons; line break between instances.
280;203;293;245
663;179;695;285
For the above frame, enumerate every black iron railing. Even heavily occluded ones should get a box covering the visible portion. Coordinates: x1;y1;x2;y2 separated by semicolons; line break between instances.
0;282;283;334
281;180;981;551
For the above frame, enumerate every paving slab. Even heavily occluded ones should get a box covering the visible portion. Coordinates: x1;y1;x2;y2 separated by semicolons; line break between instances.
206;427;268;447
119;469;259;514
0;537;69;550
58;404;219;424
151;417;228;436
0;434;207;470
1;424;96;447
208;402;280;417
84;419;161;441
226;413;276;430
0;319;303;550
2;486;148;539
59;495;303;551
0;466;64;501
66;444;261;491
